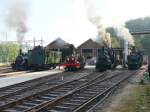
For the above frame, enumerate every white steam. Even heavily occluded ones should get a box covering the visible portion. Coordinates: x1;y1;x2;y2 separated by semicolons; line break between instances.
115;26;135;45
84;0;111;48
5;0;29;47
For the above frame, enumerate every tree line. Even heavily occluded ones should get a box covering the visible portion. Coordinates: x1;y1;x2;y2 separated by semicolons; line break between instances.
0;42;19;63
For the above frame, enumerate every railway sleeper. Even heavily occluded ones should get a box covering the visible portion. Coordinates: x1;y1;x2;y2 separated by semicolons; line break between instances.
60;102;81;107
25;99;44;105
58;87;73;91
54;89;70;93
46;93;60;97
3;108;22;112
22;102;36;107
70;99;87;103
50;106;73;112
83;91;100;95
49;91;63;95
14;105;30;110
49;99;87;111
42;94;58;99
47;108;70;112
22;100;40;106
62;85;75;88
4;106;29;112
38;96;54;100
3;90;16;93
75;93;95;98
53;105;77;111
0;90;20;97
85;88;102;92
0;92;12;95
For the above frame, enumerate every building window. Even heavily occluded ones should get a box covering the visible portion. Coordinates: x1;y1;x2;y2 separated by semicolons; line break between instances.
82;49;93;53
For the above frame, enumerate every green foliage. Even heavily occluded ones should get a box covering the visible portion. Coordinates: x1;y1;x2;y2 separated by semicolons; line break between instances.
106;17;150;55
140;35;150;56
0;42;19;63
106;27;121;48
106;27;117;37
111;37;120;48
125;17;150;56
106;27;121;47
126;17;150;32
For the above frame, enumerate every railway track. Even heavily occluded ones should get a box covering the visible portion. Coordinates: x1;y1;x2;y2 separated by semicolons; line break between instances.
0;69;92;105
0;70;123;112
36;70;138;112
0;69;88;92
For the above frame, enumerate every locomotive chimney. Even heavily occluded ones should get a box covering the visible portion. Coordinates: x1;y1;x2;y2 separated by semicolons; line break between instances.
124;40;128;64
19;49;22;55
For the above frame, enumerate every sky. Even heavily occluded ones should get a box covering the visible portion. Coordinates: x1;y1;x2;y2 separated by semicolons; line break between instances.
0;0;150;47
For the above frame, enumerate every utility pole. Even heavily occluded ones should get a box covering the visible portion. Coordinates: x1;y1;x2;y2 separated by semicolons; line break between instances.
41;37;43;46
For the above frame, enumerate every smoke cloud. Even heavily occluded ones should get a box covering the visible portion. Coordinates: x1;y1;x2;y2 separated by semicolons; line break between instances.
5;0;29;46
115;26;135;45
84;0;111;48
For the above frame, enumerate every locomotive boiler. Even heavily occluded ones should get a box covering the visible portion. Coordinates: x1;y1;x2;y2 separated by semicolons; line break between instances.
95;47;117;72
127;46;143;70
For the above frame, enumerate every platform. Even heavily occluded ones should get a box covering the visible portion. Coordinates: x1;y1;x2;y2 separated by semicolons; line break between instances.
0;68;63;88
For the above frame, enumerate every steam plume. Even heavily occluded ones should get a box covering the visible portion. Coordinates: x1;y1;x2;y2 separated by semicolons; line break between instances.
5;0;29;47
84;0;111;48
115;26;134;45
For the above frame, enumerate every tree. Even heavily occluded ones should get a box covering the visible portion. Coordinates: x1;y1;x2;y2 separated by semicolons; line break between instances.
0;42;19;63
106;27;121;47
140;35;150;56
111;37;120;48
106;27;118;37
125;17;150;56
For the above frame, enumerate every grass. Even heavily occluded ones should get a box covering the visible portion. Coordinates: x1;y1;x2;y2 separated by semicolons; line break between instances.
103;84;150;112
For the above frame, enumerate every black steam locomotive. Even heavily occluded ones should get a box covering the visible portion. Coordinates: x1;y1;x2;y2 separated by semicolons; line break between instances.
127;47;143;70
95;47;117;72
11;49;29;71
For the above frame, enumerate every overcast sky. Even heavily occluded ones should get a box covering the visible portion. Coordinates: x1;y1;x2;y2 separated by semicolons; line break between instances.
0;0;150;46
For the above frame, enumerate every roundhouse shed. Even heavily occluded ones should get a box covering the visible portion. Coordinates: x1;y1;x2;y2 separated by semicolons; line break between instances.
46;38;75;62
77;39;102;60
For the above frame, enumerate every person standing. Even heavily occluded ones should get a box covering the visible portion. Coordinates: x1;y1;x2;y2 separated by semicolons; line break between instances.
148;63;150;78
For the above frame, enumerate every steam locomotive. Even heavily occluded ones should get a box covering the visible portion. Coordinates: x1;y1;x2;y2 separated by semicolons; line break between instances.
95;47;118;72
127;47;143;70
11;46;61;70
63;55;85;71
